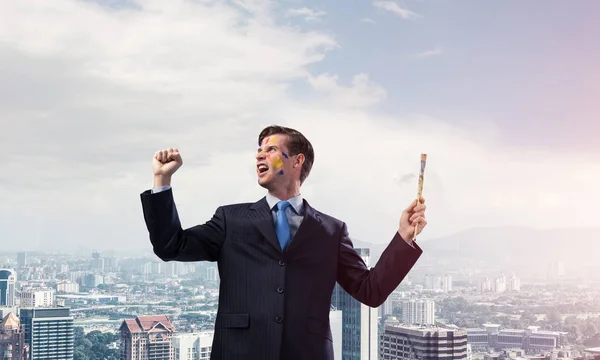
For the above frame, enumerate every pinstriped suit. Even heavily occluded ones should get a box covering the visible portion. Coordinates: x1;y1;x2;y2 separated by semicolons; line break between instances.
140;188;422;360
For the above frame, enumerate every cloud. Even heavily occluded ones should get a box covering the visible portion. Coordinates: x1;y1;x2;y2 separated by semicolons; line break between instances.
0;0;599;253
394;173;416;185
286;7;326;22
372;1;418;19
413;47;443;58
361;18;376;24
307;73;387;107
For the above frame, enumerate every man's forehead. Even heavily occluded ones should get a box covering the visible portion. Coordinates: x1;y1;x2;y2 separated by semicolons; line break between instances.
261;134;287;146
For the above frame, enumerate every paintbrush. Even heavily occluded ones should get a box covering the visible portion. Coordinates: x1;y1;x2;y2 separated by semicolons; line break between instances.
414;153;427;240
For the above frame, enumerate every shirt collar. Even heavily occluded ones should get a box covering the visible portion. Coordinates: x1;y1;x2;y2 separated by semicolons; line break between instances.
266;192;304;215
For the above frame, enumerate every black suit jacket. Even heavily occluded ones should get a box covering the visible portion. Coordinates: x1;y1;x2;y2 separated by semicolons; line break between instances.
140;188;422;360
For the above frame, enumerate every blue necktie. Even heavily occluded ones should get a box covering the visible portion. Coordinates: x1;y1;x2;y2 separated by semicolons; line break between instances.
275;201;292;251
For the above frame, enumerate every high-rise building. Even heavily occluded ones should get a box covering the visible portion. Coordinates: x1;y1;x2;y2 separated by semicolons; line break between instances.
380;291;405;318
480;278;492;292
56;281;79;294
119;315;176;360
20;288;55;308
509;275;521;291
331;248;378;360
330;308;343;359
91;251;104;272
17;253;27;268
206;266;219;281
547;261;565;279
443;274;453;292
172;331;213;360
20;307;74;360
380;324;468;360
401;299;435;325
0;312;29;360
493;274;507;293
82;274;103;288
0;269;16;307
424;274;453;292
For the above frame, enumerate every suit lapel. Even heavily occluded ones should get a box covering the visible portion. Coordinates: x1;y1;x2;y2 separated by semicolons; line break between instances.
249;197;281;253
249;198;323;254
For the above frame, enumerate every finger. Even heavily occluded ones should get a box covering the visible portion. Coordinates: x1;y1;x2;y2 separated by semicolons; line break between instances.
410;212;425;222
405;197;426;212
404;199;418;212
411;216;427;227
160;149;169;162
414;203;426;212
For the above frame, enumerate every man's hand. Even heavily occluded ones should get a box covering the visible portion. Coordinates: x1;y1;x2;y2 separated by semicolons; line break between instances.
398;196;427;243
152;148;183;187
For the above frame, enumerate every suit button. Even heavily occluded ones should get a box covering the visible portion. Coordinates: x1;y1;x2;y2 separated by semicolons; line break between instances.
275;316;283;323
279;260;285;266
277;287;284;294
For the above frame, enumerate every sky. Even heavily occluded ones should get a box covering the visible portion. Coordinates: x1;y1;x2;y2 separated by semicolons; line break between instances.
0;0;599;253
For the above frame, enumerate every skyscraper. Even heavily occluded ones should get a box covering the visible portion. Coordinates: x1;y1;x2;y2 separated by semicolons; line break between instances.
0;269;16;307
20;307;74;359
331;248;379;360
330;308;343;359
401;298;435;325
17;252;27;268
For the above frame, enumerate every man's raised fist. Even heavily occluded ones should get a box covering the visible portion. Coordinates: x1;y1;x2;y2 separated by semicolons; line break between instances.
153;148;183;177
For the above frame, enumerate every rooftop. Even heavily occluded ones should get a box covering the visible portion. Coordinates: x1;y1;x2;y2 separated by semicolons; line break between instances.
0;313;19;330
121;315;175;334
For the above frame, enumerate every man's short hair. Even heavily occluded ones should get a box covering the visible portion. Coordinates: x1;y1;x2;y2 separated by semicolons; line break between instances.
258;125;314;184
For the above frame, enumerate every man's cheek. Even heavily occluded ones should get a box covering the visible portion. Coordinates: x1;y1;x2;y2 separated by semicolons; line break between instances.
272;155;284;169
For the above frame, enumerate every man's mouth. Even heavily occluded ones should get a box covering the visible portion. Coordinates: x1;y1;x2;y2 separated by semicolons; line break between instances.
257;164;269;174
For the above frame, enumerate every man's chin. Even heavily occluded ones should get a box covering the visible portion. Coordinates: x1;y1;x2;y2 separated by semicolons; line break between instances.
257;176;271;188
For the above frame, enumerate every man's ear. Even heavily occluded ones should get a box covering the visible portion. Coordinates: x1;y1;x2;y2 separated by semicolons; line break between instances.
294;153;305;168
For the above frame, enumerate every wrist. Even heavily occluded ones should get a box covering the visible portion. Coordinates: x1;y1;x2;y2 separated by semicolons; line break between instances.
154;175;172;188
398;229;414;244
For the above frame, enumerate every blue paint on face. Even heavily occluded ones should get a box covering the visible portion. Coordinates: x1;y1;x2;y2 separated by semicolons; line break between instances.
278;170;284;175
282;152;289;159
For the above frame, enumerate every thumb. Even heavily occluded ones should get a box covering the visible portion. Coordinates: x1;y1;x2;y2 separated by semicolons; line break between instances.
404;199;418;213
171;152;182;162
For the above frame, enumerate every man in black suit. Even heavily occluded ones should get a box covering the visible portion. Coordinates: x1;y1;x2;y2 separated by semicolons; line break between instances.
141;125;426;360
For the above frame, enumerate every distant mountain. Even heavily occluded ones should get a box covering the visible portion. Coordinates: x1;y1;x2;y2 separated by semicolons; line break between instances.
420;226;599;261
351;226;600;276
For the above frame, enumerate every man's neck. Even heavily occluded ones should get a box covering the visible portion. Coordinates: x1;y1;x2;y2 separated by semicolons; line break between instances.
268;185;301;201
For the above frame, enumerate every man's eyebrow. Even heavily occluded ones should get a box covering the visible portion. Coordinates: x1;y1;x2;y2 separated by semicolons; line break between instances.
257;145;278;152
